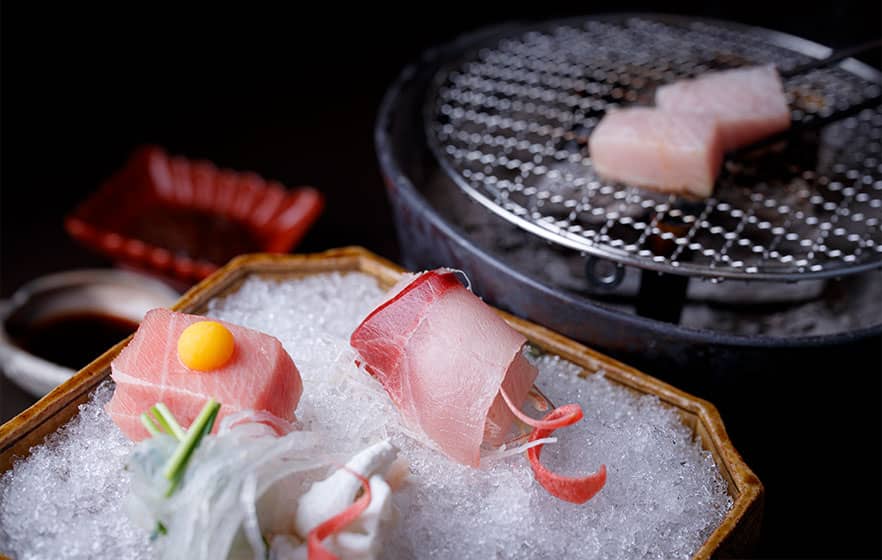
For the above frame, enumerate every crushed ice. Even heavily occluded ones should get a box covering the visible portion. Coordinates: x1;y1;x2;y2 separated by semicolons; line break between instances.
0;272;731;559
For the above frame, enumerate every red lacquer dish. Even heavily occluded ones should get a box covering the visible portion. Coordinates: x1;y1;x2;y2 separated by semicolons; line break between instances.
66;146;323;282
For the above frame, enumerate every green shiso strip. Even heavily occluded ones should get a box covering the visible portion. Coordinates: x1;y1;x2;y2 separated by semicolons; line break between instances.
162;398;221;497
140;413;163;437
139;403;187;441
151;403;187;441
140;403;186;441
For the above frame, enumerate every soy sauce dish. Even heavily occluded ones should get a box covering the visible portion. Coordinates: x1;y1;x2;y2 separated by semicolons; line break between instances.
0;269;178;397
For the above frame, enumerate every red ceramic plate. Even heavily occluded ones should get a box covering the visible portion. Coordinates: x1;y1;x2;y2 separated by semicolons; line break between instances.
65;146;324;283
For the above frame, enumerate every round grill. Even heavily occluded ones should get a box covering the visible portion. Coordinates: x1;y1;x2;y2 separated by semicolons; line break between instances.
426;15;882;280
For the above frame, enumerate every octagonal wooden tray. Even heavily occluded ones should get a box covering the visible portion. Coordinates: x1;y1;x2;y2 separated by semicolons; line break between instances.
0;247;763;559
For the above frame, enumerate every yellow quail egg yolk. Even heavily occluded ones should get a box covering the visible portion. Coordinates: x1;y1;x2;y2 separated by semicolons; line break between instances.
177;321;235;371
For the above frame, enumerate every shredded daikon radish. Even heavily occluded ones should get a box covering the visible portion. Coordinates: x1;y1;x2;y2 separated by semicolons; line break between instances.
218;410;296;436
481;437;559;461
127;424;344;560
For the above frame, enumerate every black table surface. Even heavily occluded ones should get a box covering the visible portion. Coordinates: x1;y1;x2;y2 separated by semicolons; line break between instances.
2;3;881;558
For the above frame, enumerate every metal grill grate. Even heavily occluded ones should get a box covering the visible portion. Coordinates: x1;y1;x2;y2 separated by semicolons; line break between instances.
426;16;882;280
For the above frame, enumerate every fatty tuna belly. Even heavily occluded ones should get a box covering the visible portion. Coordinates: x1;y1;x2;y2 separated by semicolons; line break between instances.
589;107;724;198
104;408;149;441
655;64;791;150
105;380;240;440
105;398;237;440
105;308;302;440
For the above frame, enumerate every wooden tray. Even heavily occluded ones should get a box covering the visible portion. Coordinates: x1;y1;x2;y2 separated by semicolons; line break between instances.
0;247;763;559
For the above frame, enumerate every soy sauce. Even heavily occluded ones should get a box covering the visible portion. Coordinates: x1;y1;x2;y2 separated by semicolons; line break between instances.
9;312;139;370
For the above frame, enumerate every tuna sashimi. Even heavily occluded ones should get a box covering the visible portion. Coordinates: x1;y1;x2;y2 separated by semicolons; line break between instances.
589;107;724;198
655;64;791;150
106;308;302;440
350;270;538;467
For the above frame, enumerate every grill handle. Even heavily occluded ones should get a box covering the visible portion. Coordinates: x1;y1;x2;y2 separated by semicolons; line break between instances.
780;38;882;79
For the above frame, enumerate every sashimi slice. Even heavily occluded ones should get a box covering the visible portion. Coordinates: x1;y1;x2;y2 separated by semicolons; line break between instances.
106;308;302;440
484;350;538;446
655;64;791;150
105;382;240;429
589;107;724;198
350;270;538;467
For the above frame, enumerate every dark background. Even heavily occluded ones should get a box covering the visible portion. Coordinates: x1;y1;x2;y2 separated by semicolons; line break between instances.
2;2;881;558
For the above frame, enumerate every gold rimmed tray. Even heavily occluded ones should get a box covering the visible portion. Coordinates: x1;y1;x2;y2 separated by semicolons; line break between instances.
0;247;763;559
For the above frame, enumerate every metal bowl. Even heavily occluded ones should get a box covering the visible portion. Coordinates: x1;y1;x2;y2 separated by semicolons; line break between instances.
375;18;882;554
374;15;882;392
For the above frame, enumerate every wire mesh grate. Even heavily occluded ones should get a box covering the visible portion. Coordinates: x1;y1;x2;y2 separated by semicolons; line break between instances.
426;15;882;280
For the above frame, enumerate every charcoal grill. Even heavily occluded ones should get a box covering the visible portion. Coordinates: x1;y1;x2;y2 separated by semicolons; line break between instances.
376;16;881;554
378;12;881;340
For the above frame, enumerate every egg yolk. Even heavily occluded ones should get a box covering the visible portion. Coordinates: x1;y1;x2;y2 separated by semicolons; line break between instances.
177;321;235;371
